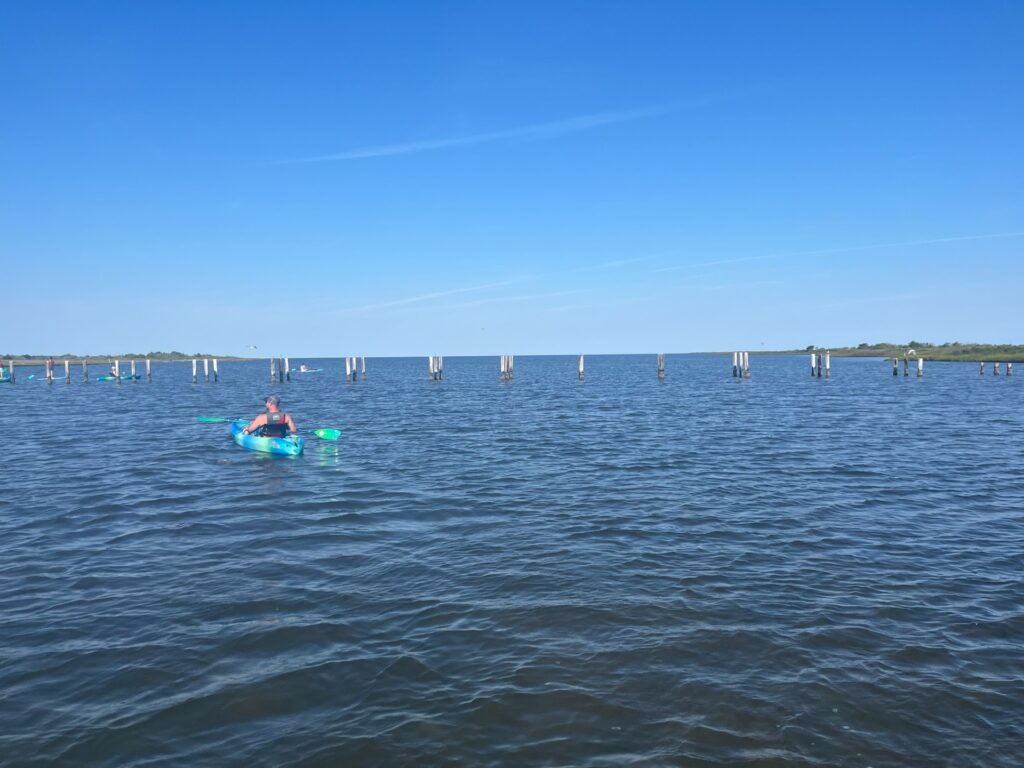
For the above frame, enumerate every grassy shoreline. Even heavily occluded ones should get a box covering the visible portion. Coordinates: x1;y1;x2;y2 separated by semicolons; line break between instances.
1;354;252;365
764;343;1024;362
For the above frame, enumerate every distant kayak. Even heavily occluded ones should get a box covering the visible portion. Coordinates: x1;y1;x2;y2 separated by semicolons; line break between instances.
230;420;304;456
96;374;142;381
290;368;323;374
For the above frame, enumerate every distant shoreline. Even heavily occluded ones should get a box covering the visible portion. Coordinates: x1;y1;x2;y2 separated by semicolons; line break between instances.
1;355;253;365
3;343;1023;364
758;343;1024;362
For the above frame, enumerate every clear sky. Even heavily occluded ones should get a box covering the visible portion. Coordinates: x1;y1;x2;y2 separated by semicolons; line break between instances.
2;1;1022;356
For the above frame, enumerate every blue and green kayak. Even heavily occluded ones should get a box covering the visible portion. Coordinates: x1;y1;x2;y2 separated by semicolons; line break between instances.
96;374;142;381
230;420;304;456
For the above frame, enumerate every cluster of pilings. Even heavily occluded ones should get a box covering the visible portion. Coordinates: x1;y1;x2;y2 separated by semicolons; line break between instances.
500;355;514;381
891;356;924;377
1;358;157;384
980;361;1013;376
192;358;219;383
732;352;750;378
428;356;444;381
810;350;831;378
344;357;365;382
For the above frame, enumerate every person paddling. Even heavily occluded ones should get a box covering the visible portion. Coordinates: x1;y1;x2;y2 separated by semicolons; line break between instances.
242;395;297;438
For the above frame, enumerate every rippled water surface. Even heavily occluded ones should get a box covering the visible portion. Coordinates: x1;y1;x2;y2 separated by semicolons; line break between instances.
2;355;1022;767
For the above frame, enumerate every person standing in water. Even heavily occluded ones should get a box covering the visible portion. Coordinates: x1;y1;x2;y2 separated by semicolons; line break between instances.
242;395;298;438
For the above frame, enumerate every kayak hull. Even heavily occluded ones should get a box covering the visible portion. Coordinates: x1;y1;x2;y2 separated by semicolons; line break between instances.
230;421;304;456
290;368;323;373
96;375;142;381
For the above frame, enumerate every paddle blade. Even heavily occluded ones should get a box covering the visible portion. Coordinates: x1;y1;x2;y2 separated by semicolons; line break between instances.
312;428;341;440
197;416;233;423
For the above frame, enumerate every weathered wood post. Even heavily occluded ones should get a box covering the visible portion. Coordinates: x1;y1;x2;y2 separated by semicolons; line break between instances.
46;359;53;383
994;362;1002;376
742;352;750;378
82;360;88;382
979;361;985;375
8;360;14;383
278;358;285;383
578;353;585;382
810;352;817;377
203;358;209;382
733;352;739;378
892;358;899;376
657;353;665;380
64;359;70;383
500;355;507;381
114;360;121;383
212;358;218;382
284;357;291;381
903;357;909;377
361;357;366;380
146;358;152;381
917;357;923;377
825;350;831;378
427;356;433;380
192;358;198;384
130;359;137;380
1007;362;1013;376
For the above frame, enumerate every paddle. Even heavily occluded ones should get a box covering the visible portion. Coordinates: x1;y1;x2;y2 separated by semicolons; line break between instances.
196;416;341;440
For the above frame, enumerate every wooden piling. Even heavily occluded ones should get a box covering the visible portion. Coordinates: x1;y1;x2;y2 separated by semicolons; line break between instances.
64;359;70;384
657;353;665;380
146;358;151;381
82;360;88;382
130;360;137;380
361;357;366;380
810;352;817;377
980;361;985;375
278;358;285;383
270;357;275;382
994;362;1002;376
733;352;739;378
743;352;750;378
344;357;351;381
212;358;218;382
1008;362;1014;376
578;353;585;381
892;358;899;376
903;357;909;377
8;360;13;383
192;358;198;384
46;359;53;383
203;358;209;382
285;358;290;381
917;357;923;377
825;350;831;378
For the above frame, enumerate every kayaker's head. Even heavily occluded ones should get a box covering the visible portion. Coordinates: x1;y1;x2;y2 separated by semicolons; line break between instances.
265;395;281;412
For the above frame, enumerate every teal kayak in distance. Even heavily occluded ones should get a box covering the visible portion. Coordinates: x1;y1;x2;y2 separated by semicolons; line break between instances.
96;374;142;381
230;420;304;456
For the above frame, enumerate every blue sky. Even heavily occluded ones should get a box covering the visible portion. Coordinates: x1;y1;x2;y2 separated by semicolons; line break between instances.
2;1;1022;355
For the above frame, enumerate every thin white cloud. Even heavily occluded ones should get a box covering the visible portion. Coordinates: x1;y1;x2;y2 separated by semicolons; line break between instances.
446;289;584;309
291;105;670;163
566;255;660;274
348;279;519;312
651;231;1024;273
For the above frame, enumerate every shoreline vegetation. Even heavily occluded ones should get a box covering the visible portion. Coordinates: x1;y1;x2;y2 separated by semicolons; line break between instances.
1;352;252;365
4;343;1024;364
767;342;1024;362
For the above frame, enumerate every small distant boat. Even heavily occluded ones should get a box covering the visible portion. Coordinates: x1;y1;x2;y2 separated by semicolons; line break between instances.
290;367;323;374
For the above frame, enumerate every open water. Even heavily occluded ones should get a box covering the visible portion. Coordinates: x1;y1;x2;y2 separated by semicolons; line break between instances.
1;355;1022;767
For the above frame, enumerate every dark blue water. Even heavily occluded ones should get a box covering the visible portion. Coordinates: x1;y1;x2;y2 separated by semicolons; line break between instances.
2;355;1022;767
